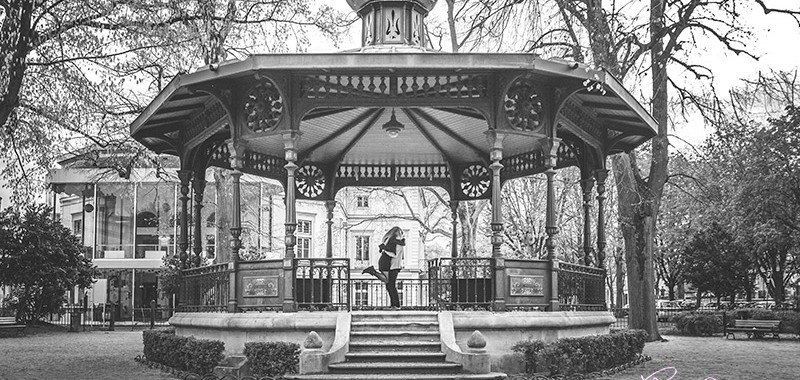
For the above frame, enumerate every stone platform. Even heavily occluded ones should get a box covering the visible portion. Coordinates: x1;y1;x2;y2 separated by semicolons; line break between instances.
170;310;614;374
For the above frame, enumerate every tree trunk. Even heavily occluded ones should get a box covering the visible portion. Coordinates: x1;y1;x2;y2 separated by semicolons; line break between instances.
457;201;484;257
615;247;626;309
0;0;35;131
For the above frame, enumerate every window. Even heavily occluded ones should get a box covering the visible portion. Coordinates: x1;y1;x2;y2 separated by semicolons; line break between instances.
297;220;312;234
354;282;369;307
296;219;312;258
72;216;82;236
296;237;311;258
355;235;370;262
356;195;369;208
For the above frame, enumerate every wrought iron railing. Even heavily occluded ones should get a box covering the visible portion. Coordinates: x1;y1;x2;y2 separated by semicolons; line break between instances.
350;279;433;310
428;257;495;310
294;258;350;311
179;263;230;312
558;262;606;310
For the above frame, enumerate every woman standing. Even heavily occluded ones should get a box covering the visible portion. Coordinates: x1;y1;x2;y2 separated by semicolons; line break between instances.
362;227;405;310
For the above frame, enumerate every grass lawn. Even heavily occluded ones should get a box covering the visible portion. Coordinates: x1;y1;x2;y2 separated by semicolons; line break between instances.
608;333;800;380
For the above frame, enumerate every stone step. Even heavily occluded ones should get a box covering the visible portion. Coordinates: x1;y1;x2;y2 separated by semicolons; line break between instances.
284;373;508;380
345;351;447;362
328;361;462;374
351;311;439;323
351;321;439;332
350;330;441;342
348;340;442;352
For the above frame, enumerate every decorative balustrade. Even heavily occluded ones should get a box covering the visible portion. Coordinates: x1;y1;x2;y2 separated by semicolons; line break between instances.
558;262;606;311
293;258;351;311
179;263;231;312
428;257;495;310
350;279;432;310
175;257;608;313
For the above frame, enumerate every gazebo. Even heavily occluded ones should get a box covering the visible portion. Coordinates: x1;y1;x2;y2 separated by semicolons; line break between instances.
130;0;656;374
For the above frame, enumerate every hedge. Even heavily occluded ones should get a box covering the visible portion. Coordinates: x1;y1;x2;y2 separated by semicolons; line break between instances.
672;312;722;336
142;329;225;375
512;329;648;376
243;341;301;378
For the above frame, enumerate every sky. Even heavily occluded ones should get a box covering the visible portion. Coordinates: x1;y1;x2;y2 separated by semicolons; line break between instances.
310;1;800;149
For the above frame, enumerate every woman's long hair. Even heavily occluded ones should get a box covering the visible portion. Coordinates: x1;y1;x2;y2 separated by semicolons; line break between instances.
383;226;404;243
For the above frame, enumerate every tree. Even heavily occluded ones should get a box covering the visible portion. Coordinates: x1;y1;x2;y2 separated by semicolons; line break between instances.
0;204;98;324
1;0;347;203
682;222;752;304
708;103;800;302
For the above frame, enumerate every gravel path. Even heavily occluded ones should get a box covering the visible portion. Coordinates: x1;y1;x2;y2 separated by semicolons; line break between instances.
0;325;172;380
608;334;800;380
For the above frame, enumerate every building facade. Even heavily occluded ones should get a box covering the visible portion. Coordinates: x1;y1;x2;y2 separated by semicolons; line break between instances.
47;152;434;319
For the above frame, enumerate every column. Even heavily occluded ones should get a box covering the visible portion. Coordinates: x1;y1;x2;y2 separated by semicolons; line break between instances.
449;200;459;258
177;170;193;270
595;168;609;269
282;133;300;312
489;156;504;257
580;176;595;266
488;132;505;311
228;141;244;313
545;139;560;311
192;169;206;267
325;200;336;258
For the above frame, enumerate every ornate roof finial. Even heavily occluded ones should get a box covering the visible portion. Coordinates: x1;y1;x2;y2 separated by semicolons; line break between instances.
347;1;438;48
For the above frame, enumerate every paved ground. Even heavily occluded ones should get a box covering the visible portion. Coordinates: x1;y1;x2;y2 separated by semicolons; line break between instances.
0;325;172;380
1;326;798;380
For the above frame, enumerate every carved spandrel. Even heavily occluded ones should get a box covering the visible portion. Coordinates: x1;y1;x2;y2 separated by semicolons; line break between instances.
244;78;283;133
504;77;545;132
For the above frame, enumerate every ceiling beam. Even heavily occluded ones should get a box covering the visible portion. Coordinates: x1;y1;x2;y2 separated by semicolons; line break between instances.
145;115;189;126
580;101;630;111
169;92;208;102
302;107;356;121
596;113;644;124
606;121;647;135
331;109;386;166
434;107;485;120
136;123;183;137
403;109;457;164
156;103;205;115
299;108;379;162
410;108;487;163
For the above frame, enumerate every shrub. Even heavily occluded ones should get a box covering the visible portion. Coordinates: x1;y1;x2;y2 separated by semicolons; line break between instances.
142;329;224;375
673;312;722;336
512;330;647;376
244;341;301;377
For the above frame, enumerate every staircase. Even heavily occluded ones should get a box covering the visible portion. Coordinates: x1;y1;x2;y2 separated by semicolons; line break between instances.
286;311;506;380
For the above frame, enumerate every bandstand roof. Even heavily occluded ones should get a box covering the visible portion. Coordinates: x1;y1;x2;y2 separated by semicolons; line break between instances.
131;52;656;201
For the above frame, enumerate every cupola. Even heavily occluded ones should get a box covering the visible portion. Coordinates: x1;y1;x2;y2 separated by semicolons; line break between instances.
347;0;437;48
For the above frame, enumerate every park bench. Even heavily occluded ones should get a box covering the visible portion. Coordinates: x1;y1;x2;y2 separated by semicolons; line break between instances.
0;316;26;336
725;319;781;340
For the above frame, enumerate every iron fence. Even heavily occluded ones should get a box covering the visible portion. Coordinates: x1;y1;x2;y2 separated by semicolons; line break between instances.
558;262;605;310
180;263;230;312
294;258;350;311
40;304;173;329
427;257;495;310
